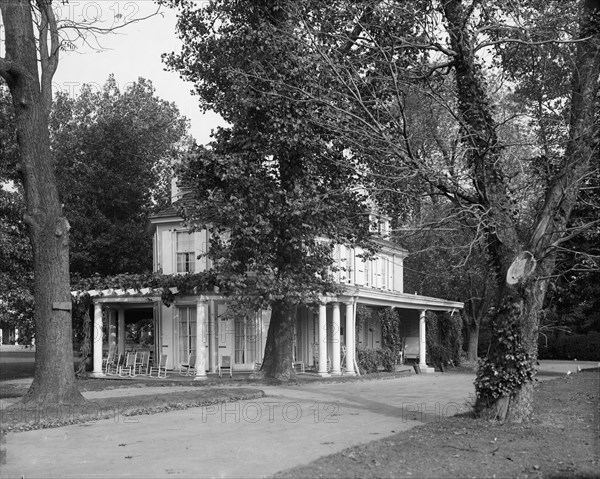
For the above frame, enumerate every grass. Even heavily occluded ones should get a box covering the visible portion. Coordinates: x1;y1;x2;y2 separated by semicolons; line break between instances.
274;369;600;479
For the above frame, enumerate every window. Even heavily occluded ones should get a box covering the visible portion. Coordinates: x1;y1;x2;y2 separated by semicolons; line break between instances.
176;231;195;273
178;306;197;363
234;316;258;364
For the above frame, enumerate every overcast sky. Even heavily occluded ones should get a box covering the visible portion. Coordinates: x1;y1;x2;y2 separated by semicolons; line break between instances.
52;1;224;145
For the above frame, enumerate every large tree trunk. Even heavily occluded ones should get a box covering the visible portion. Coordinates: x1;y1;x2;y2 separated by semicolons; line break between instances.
254;301;297;381
1;0;83;404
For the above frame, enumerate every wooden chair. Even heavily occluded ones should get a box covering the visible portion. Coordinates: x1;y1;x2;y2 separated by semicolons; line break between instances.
292;361;305;373
103;350;116;374
218;355;232;378
179;352;197;376
119;351;137;377
149;354;168;378
107;353;123;375
135;351;151;376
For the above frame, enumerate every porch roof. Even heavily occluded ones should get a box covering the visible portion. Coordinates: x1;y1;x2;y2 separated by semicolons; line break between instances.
339;286;464;312
71;287;172;304
72;285;462;312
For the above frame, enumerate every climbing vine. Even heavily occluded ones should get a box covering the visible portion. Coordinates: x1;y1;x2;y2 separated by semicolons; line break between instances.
379;308;403;359
474;321;536;414
425;311;463;368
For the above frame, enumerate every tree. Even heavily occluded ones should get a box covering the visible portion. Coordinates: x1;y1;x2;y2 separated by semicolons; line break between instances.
182;0;598;420
402;206;496;362
0;0;159;404
0;0;83;403
164;0;375;380
51;75;190;277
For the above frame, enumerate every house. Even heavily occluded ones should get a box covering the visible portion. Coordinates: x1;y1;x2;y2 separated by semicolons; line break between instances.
85;184;463;378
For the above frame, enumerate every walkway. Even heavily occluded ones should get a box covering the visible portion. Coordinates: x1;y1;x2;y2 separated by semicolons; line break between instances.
3;359;595;478
2;373;475;478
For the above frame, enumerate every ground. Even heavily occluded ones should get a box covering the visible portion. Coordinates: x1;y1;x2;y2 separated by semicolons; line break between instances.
1;350;598;478
275;369;600;479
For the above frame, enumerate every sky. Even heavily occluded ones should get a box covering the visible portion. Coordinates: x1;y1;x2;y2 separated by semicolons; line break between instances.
52;0;224;145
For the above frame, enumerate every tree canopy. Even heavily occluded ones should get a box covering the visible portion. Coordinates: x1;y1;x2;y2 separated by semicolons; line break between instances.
51;75;191;277
165;0;379;379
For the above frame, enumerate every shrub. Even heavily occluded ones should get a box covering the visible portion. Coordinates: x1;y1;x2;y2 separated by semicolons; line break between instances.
538;331;600;361
356;348;396;374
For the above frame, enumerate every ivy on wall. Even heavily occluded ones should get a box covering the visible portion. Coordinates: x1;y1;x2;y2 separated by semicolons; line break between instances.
425;311;463;368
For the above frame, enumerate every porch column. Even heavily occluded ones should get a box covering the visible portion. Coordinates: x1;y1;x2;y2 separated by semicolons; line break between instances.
209;301;217;373
418;310;435;373
195;298;208;380
419;310;427;368
91;303;105;377
118;309;125;355
331;302;342;375
344;301;356;375
108;310;117;355
317;302;329;376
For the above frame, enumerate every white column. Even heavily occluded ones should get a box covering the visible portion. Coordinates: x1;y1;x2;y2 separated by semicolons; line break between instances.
195;299;208;380
417;310;435;373
419;310;427;368
108;310;117;355
209;301;217;373
318;302;329;376
118;309;125;355
344;301;356;375
91;303;105;377
331;302;342;375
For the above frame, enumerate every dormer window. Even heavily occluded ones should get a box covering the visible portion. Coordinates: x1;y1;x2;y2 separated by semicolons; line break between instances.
378;219;390;237
176;231;196;273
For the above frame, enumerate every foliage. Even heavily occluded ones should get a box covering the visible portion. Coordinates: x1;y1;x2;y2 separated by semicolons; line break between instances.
402;201;497;360
164;0;377;307
0;87;34;340
355;304;374;342
538;331;600;361
425;311;463;367
0;188;34;340
474;322;536;409
51;75;191;277
356;348;395;374
379;308;403;359
0;85;19;183
542;166;600;336
71;271;221;307
163;0;381;379
1;78;191;337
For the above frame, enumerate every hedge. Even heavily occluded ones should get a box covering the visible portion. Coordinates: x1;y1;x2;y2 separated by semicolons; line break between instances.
538;331;600;361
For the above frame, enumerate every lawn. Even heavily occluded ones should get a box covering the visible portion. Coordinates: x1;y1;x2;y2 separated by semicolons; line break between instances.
274;369;599;478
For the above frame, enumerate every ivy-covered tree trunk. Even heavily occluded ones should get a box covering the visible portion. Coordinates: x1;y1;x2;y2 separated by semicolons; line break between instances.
444;0;600;421
255;301;297;381
1;0;83;404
